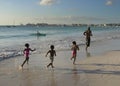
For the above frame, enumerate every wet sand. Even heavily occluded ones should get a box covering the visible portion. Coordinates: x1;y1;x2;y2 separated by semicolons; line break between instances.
0;50;120;86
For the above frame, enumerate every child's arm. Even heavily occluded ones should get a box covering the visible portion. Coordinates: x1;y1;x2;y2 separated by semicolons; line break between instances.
71;45;74;50
23;49;25;54
54;50;56;56
30;48;36;52
45;51;50;57
77;45;79;50
83;31;86;36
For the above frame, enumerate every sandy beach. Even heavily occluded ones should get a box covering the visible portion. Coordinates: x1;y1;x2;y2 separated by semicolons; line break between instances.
0;0;120;86
0;49;120;86
0;25;120;86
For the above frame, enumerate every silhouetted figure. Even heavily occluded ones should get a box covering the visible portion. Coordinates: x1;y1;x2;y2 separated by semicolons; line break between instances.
83;27;93;51
46;45;56;68
21;43;36;68
71;41;79;64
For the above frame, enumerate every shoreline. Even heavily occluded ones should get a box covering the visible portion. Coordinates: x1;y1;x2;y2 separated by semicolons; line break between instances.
0;38;120;62
0;35;120;86
0;49;120;86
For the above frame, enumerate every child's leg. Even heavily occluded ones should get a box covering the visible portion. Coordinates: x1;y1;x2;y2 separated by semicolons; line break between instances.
26;57;29;64
51;58;54;68
47;58;52;68
21;59;27;67
73;56;76;64
71;56;73;60
71;52;75;60
47;63;52;68
47;58;54;68
51;62;54;68
21;57;29;67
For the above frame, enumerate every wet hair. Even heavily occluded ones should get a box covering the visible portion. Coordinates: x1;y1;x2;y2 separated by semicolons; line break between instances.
50;45;54;50
25;43;29;48
72;41;76;45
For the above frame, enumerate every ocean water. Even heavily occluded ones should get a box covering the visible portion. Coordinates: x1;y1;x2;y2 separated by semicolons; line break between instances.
0;26;120;61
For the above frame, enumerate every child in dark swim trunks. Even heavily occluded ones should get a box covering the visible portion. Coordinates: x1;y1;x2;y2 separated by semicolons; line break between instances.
45;45;56;68
21;43;36;68
71;41;79;64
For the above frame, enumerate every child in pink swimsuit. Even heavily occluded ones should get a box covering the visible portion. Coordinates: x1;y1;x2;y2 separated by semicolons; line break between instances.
71;41;79;64
21;43;36;68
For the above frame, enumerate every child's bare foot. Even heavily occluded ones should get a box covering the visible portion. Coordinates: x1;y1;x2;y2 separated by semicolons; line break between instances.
47;65;49;68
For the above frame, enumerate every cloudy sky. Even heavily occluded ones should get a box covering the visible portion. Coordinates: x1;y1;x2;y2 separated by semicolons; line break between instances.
0;0;120;25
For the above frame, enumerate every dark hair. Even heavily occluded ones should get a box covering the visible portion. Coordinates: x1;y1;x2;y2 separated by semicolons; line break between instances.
72;41;76;45
50;45;54;50
88;27;90;30
25;43;29;47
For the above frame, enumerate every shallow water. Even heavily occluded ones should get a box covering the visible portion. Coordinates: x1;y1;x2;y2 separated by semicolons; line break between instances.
0;26;120;61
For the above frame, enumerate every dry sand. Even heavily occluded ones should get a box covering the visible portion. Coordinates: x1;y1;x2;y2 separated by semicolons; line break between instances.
0;50;120;86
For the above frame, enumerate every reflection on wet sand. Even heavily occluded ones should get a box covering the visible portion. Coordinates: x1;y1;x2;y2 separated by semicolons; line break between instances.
20;68;33;86
86;51;91;57
47;69;57;86
72;66;80;86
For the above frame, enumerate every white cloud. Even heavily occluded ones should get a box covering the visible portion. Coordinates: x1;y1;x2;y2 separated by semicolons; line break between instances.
106;0;113;6
40;0;57;6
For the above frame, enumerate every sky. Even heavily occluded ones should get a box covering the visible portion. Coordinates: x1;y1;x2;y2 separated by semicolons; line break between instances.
0;0;120;25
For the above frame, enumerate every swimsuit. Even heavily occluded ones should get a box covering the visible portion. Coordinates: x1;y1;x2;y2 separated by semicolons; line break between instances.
72;50;77;57
24;48;30;58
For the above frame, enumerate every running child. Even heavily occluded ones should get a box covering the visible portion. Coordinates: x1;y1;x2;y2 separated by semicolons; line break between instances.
45;45;56;68
21;43;36;68
71;41;79;64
